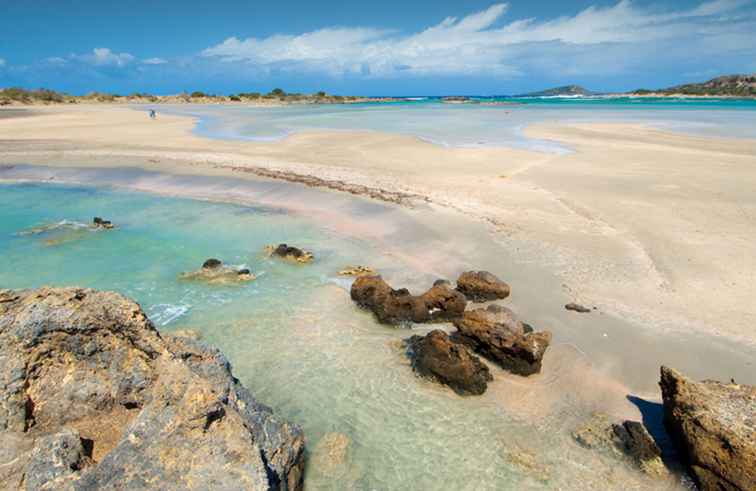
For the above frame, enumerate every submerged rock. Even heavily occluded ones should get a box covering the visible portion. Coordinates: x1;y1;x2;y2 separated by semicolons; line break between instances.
406;330;492;396
452;305;551;376
350;275;467;325
92;217;114;229
338;265;377;276
0;287;305;490
565;302;591;313
455;271;510;302
180;259;255;284
265;244;314;264
660;366;756;491
572;413;668;478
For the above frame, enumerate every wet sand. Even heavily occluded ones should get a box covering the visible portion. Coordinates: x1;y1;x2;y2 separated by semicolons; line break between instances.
1;104;755;350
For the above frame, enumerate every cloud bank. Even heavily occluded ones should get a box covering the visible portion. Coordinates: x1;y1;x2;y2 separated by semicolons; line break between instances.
201;0;756;78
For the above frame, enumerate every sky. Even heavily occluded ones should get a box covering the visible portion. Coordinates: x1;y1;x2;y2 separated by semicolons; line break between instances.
1;0;755;95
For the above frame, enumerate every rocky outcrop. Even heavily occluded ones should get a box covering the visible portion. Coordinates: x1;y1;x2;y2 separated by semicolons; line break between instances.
406;330;492;396
92;217;114;229
455;271;510;302
452;305;551;375
572;413;667;478
0;287;304;491
350;276;467;325
179;259;255;284
660;366;756;491
565;302;591;313
265;244;314;264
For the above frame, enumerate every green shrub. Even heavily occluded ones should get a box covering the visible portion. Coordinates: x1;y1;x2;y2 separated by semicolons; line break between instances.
229;95;241;101
269;88;285;96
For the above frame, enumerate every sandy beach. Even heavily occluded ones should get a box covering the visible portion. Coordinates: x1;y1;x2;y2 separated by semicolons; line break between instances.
1;104;755;348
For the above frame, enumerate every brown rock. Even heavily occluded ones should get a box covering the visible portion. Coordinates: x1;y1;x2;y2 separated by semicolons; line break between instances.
350;276;467;325
565;302;591;313
0;287;304;490
406;330;492;396
266;243;314;263
419;280;468;321
453;305;551;375
660;366;756;491
572;413;668;478
456;271;510;302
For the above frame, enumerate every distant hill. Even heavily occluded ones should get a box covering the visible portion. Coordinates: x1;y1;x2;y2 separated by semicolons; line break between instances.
516;85;595;97
632;74;756;97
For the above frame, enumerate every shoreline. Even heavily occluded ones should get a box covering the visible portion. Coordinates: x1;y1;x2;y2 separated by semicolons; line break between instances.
2;163;754;393
1;104;755;348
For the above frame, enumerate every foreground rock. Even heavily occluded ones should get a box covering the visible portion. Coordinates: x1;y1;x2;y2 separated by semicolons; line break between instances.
660;366;755;491
0;287;304;490
406;330;492;396
456;271;511;302
452;305;551;375
265;244;314;264
350;276;467;325
179;259;255;284
572;413;668;478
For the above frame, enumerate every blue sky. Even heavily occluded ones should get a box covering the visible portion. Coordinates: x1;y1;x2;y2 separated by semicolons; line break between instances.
1;0;755;95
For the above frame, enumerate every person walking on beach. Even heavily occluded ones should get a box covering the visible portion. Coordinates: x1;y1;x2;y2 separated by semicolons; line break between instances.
149;109;156;119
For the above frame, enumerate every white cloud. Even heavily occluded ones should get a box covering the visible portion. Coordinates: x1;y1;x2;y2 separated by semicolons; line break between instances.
75;47;135;67
0;58;5;67
45;57;68;65
142;57;167;65
201;0;756;78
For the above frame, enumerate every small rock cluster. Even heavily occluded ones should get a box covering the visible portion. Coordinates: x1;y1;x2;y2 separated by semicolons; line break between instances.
92;216;114;229
350;271;552;396
265;243;314;263
350;276;466;324
179;258;255;284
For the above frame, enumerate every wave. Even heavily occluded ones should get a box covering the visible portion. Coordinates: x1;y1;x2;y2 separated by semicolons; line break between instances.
16;219;92;236
147;303;191;326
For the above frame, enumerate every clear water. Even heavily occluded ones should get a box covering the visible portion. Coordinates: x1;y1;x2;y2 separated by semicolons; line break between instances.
156;97;756;153
0;180;672;490
4;176;754;490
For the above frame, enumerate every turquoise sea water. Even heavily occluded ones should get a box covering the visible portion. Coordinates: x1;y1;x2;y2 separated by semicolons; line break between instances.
1;179;701;490
157;97;756;152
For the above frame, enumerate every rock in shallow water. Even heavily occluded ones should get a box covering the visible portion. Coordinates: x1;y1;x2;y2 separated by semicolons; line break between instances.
180;259;255;284
455;270;510;302
660;366;756;491
572;413;668;478
452;305;552;376
0;287;304;491
265;244;314;264
406;330;492;396
350;275;467;325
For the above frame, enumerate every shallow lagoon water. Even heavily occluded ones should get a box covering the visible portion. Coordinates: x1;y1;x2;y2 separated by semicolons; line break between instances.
158;98;756;153
1;170;754;490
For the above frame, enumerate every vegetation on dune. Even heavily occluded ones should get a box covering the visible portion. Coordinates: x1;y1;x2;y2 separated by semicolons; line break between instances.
0;87;69;105
0;86;384;105
630;74;756;96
